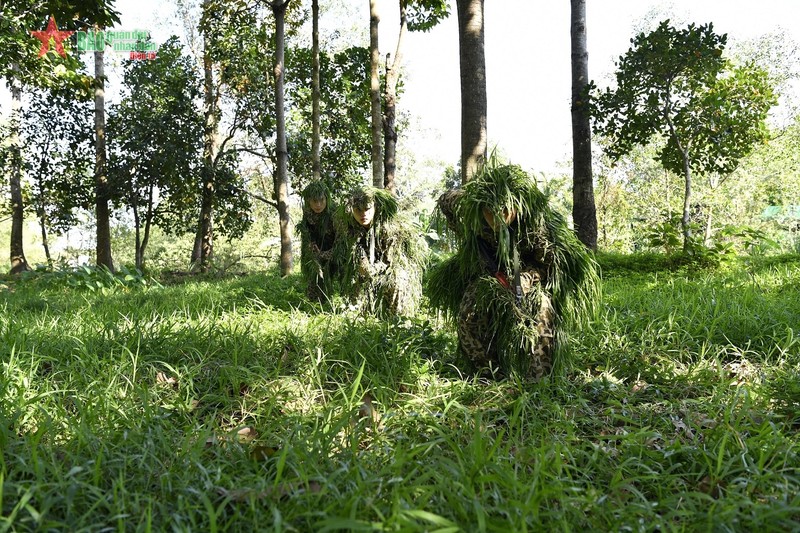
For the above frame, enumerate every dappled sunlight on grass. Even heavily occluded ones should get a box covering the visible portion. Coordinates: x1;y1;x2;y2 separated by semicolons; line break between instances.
1;257;800;530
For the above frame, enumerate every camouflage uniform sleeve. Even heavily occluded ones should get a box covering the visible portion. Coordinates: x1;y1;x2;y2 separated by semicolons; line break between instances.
437;189;465;234
519;267;545;295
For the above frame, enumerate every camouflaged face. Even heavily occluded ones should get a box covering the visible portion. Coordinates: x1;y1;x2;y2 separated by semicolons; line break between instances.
349;188;375;212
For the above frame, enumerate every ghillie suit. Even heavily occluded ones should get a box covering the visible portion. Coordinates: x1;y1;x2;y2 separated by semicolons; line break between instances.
427;163;600;379
297;181;337;301
333;186;428;317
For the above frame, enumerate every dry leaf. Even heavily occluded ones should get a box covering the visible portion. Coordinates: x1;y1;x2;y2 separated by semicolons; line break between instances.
670;416;694;439
236;426;257;443
358;392;382;429
156;372;177;386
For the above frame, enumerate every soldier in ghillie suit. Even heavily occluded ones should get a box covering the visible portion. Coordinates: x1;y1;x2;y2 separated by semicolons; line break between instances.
333;186;427;317
297;181;337;301
427;162;599;380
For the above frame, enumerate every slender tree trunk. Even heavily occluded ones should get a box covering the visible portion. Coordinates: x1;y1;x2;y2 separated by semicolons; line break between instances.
35;137;52;268
140;185;154;271
37;212;52;269
311;0;321;182
369;0;384;188
382;2;407;195
9;63;29;274
681;152;693;251
94;47;115;271
665;109;693;252
273;0;293;276
703;175;719;247
704;204;713;246
196;15;217;272
570;0;597;251
456;0;487;184
132;196;142;269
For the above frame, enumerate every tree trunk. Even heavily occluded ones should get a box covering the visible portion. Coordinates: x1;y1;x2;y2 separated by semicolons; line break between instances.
37;212;52;269
704;204;713;247
681;151;693;252
9;63;29;274
311;0;321;182
196;14;217;272
94;48;115;272
456;0;487;184
133;195;142;269
35;136;52;269
273;0;293;276
369;0;384;188
382;3;407;195
665;109;693;252
570;0;597;251
140;185;154;271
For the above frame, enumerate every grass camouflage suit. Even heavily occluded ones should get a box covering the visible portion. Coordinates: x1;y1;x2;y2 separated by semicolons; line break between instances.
427;163;599;379
333;186;427;317
297;181;337;301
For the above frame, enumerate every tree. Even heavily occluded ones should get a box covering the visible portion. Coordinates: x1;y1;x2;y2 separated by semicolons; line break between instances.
592;20;777;251
369;0;383;188
286;46;372;192
195;0;219;271
7;66;27;273
455;0;486;184
1;1;118;273
197;0;304;273
273;0;292;276
94;36;114;271
311;0;321;182
20;85;93;267
382;0;449;194
108;37;204;270
570;0;596;250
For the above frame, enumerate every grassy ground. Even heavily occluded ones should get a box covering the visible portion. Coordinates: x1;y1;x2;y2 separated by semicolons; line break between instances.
1;256;799;531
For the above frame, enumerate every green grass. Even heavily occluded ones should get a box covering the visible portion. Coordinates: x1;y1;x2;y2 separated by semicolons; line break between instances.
1;257;799;531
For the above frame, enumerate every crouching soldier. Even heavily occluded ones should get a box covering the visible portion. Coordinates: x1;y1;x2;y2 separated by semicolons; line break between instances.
333;186;427;317
297;181;337;301
427;162;599;379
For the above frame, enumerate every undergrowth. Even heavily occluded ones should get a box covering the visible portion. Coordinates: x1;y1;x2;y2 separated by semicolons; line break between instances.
1;256;799;531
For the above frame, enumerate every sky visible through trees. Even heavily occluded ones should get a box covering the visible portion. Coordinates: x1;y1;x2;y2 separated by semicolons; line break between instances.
2;0;799;175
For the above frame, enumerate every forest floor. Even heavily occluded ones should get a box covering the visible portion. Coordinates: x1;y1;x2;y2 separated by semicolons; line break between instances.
1;255;799;531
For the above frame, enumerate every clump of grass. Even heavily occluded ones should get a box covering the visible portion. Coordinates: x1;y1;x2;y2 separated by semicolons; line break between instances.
1;262;799;530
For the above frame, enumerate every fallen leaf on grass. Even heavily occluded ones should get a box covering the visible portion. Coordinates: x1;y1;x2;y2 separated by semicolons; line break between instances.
237;426;257;443
670;416;695;440
204;426;258;448
358;392;382;429
156;372;177;386
697;476;725;498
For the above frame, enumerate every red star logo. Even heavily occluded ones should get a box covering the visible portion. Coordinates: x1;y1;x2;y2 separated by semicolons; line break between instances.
30;16;75;58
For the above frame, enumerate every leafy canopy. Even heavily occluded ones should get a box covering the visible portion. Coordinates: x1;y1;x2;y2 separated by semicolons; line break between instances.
592;20;776;177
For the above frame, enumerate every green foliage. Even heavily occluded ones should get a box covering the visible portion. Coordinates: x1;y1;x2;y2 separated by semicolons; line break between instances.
286;45;372;192
405;0;451;32
592;19;777;252
592;20;728;161
18;264;156;292
2;262;800;530
593;20;776;177
645;215;683;254
1;1;119;92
